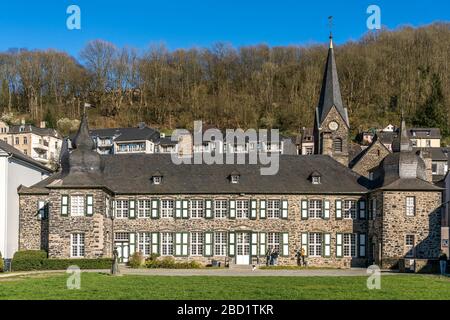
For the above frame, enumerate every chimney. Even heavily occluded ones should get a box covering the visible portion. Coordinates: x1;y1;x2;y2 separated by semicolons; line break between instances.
40;121;46;128
419;150;433;183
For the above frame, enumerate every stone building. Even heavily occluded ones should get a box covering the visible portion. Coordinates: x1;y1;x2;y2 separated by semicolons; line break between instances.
17;36;444;270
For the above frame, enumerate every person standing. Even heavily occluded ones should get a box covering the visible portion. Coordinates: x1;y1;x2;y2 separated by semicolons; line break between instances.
272;249;279;266
439;250;448;276
295;248;301;266
265;248;271;266
300;247;307;267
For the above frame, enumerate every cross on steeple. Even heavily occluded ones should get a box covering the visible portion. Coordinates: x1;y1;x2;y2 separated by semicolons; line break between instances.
328;16;333;48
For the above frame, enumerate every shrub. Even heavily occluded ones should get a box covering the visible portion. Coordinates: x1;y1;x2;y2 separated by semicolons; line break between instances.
0;251;4;272
128;252;144;268
11;250;112;271
144;256;202;269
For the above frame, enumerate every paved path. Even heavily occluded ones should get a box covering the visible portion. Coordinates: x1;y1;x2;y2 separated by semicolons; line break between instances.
0;267;401;278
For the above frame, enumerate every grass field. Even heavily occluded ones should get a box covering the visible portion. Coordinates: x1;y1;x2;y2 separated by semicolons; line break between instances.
0;272;449;300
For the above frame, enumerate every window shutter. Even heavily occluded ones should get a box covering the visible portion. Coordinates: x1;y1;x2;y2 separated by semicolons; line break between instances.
259;232;267;257
358;200;366;220
250;200;257;220
151;232;159;254
335;200;342;220
37;200;46;220
129;232;136;256
175;233;182;256
359;233;366;257
204;232;213;257
281;232;289;256
372;198;377;219
61;195;69;216
281;200;288;219
323;200;330;220
151;199;159;219
112;199;116;218
301;200;308;220
228;232;236;257
129;199;136;219
324;233;331;257
182;233;189;256
336;233;343;258
259;200;266;219
229;200;236;219
251;233;258;256
301;232;308;257
85;195;94;216
175;200;182;219
182;200;189;219
205;200;213;219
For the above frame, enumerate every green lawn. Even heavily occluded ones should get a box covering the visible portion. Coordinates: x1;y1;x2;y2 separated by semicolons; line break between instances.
0;273;449;300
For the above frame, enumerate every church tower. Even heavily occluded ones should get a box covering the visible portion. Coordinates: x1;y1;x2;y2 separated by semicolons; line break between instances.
313;35;350;166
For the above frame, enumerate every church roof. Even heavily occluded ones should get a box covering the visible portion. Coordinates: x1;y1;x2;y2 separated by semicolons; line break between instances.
316;38;349;128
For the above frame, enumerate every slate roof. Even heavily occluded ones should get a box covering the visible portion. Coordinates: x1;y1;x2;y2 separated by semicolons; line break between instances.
409;128;441;139
412;147;448;161
0;140;53;173
7;124;61;138
20;154;370;195
316;40;349;127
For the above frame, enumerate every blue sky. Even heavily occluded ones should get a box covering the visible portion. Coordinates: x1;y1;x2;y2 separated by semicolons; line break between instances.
0;0;448;58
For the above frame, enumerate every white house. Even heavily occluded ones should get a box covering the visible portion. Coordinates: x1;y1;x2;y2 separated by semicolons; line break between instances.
0;141;52;267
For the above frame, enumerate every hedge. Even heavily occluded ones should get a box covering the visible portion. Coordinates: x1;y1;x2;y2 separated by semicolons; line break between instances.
11;250;112;271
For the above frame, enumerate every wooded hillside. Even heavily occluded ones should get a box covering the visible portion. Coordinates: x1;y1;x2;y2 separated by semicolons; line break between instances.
0;23;448;140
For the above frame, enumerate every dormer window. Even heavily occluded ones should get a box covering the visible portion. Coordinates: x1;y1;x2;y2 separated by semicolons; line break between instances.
312;176;321;184
310;171;321;184
230;170;240;184
152;171;163;185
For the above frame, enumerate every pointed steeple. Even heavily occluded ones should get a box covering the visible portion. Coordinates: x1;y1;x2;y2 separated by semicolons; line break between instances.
316;36;349;127
73;112;95;151
399;117;412;152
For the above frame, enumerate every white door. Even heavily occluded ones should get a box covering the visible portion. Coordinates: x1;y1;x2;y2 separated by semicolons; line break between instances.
236;232;250;265
116;241;129;263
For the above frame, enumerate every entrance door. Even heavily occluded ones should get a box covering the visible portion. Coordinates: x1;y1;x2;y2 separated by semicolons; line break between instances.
236;232;250;265
115;241;129;263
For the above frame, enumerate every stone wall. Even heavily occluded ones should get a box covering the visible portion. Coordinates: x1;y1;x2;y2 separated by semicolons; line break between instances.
352;141;390;178
19;194;50;252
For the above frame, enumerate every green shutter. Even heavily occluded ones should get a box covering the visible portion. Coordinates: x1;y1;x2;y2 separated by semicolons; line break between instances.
251;232;258;256
151;199;159;219
129;199;136;219
151;232;159;254
175;200;182;219
250;200;257;220
61;195;69;216
359;233;366;257
335;200;342;220
204;232;213;257
182;233;189;256
85;195;94;216
323;200;330;220
259;200;266;219
301;232;308;257
174;233;182;256
129;232;136;255
281;200;288;219
358;199;366;220
228;232;236;257
182;200;189;219
205;200;213;219
336;233;343;258
229;200;236;219
301;200;308;220
324;233;331;257
259;232;267;257
281;232;289;256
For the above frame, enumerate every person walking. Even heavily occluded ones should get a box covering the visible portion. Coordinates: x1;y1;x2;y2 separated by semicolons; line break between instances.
439;250;448;276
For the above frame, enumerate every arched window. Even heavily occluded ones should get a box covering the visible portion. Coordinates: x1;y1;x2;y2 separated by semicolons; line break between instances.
333;138;343;153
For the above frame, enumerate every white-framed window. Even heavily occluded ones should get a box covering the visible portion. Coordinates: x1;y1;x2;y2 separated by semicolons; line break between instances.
214;232;227;256
115;200;129;218
267;232;280;253
343;234;356;257
308;200;322;219
231;175;239;184
153;176;162;185
406;196;415;216
308;233;322;257
161;233;173;256
71;233;85;257
214;200;228;219
343;200;357;219
190;232;203;256
137;200;151;218
161;200;174;218
312;176;321;184
70;195;85;217
138;232;151;256
236;200;249;219
114;232;129;241
267;200;281;219
405;234;415;257
190;200;204;218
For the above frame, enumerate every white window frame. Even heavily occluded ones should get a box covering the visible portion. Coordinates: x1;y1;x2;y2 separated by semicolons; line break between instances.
190;200;204;218
343;233;356;257
308;233;322;257
343;200;357;219
138;232;151;256
236;200;249;219
405;234;415;258
214;200;228;219
161;199;174;218
214;232;227;256
406;196;415;217
308;199;323;219
70;195;85;217
137;200;151;218
161;233;174;256
267;232;280;253
190;232;204;256
71;233;85;258
115;200;129;218
267;200;281;219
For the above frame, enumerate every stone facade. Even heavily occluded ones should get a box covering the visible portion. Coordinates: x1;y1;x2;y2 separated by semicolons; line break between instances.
351;140;391;178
